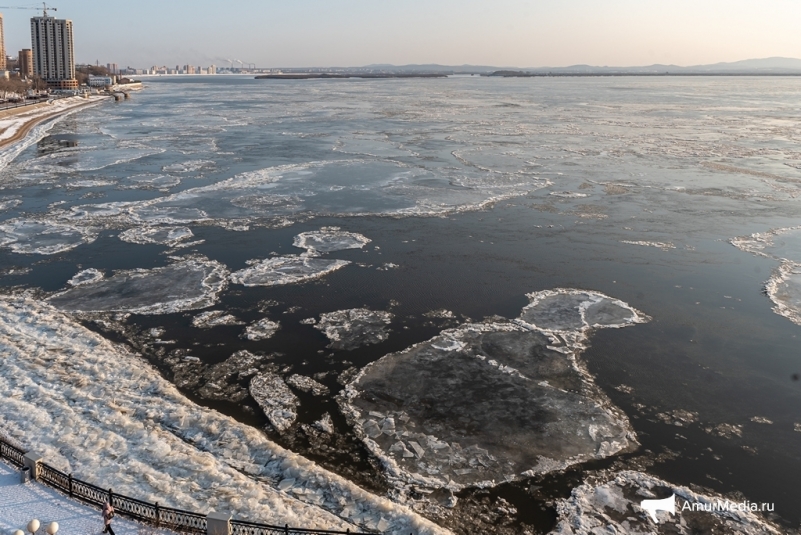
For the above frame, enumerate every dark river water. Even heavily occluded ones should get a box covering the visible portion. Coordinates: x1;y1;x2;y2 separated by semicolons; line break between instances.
1;75;800;533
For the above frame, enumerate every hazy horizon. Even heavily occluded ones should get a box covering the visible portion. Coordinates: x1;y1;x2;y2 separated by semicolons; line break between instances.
1;0;799;69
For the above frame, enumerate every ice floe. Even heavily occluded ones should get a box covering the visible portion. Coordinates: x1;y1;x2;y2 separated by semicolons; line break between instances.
293;227;371;253
340;289;648;492
120;174;182;190
67;268;104;287
48;257;228;314
518;288;649;343
167;350;270;403
314;308;393;350
731;226;801;262
621;240;676;251
0;296;447;534
162;159;215;173
250;372;300;433
765;261;801;326
119;226;194;247
549;191;589;198
26;159;550;233
314;414;336;434
732;227;801;325
0;220;97;255
243;318;281;340
0;197;22;211
287;374;330;396
191;310;244;328
230;255;350;287
551;470;780;534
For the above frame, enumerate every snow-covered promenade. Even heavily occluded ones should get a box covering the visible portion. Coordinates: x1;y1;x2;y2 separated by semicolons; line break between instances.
0;459;165;535
0;96;110;149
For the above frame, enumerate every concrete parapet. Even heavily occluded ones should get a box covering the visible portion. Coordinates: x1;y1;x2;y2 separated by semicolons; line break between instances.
23;452;42;480
206;512;231;535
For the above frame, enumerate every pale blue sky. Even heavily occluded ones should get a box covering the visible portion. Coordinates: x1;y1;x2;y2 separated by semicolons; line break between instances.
2;0;798;68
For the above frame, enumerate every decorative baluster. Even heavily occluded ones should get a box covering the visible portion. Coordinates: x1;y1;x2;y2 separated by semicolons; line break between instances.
68;474;73;498
155;502;160;528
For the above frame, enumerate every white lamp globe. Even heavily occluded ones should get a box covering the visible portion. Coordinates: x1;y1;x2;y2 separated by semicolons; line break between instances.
26;520;40;535
14;530;25;535
45;523;58;535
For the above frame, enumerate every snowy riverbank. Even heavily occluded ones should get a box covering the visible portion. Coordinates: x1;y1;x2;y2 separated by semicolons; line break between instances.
0;296;449;535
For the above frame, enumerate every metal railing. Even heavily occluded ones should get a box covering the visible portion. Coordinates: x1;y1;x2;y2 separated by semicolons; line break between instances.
0;437;369;535
0;438;25;468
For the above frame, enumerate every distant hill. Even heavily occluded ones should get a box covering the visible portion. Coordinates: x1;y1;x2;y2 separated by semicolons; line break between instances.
354;58;801;75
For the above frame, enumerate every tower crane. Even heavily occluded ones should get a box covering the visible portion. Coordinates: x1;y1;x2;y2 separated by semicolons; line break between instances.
0;3;58;17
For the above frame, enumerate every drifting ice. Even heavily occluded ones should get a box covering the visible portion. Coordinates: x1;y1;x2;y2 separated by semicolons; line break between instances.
48;257;228;314
551;470;780;534
314;308;394;350
293;228;371;253
230;255;350;287
341;289;648;491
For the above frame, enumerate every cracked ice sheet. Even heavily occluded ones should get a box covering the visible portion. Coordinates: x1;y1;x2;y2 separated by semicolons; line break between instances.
47;257;228;314
550;470;781;534
119;226;194;246
314;308;393;350
340;289;648;491
36;159;550;231
0;296;450;535
230;255;349;287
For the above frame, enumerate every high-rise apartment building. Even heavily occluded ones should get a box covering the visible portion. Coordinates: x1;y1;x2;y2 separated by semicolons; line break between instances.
31;15;78;89
0;14;6;71
106;62;118;74
18;49;33;77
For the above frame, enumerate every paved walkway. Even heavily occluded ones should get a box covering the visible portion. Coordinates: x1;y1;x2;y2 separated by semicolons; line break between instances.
0;459;165;535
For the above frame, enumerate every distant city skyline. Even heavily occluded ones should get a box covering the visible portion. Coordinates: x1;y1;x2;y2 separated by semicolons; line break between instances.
0;0;799;69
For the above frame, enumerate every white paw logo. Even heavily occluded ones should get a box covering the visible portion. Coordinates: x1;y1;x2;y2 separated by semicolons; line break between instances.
640;494;676;523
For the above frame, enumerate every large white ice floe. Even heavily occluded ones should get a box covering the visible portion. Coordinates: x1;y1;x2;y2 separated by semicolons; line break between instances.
119;226;194;247
48;257;228;314
293;228;371;253
230;255;350;287
314;308;394;350
0;296;451;535
0;220;97;255
340;289;649;492
550;470;781;534
731;226;801;325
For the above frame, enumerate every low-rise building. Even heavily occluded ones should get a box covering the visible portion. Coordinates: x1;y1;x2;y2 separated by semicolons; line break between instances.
87;75;114;87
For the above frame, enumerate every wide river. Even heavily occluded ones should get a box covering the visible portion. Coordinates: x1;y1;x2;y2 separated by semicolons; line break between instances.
0;75;799;534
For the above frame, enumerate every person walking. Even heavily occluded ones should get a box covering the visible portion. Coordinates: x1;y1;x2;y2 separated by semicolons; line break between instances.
102;502;116;535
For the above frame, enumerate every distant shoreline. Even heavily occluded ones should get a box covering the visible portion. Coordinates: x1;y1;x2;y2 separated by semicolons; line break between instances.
255;73;447;80
487;71;801;77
